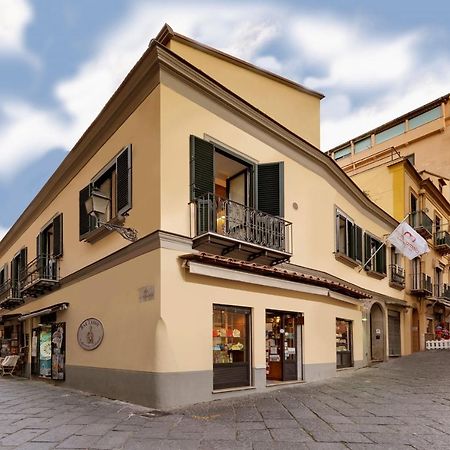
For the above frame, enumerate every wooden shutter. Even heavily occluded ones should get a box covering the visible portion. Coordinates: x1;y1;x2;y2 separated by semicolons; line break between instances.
364;233;371;270
354;225;363;263
19;247;27;283
190;135;215;200
79;185;91;239
53;214;63;258
376;243;386;274
116;145;132;216
257;162;284;217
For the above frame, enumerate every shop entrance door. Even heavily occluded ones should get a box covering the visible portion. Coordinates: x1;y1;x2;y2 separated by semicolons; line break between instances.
388;310;401;357
411;309;420;353
266;311;302;382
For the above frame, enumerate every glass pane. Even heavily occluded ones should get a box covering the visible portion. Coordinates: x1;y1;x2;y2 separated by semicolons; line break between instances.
409;106;442;130
336;320;350;352
213;306;248;364
354;137;371;153
283;315;296;361
375;123;405;144
334;146;351;160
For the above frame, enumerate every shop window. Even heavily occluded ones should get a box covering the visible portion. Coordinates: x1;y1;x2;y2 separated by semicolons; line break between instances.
335;210;362;264
336;319;353;369
212;305;251;390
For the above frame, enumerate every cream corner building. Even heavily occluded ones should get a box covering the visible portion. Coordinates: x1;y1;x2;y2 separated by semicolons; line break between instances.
0;25;404;409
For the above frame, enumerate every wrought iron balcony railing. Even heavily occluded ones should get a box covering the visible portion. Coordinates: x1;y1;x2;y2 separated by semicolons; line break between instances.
190;193;293;255
0;279;22;307
389;264;405;286
409;210;433;239
20;254;60;297
434;284;450;300
410;273;432;295
435;231;450;254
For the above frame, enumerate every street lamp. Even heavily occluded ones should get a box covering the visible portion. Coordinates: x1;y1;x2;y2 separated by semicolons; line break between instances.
85;187;138;242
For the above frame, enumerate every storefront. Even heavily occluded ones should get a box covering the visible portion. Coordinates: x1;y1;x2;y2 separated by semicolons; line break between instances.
265;310;303;382
22;303;68;381
336;319;353;368
212;304;250;390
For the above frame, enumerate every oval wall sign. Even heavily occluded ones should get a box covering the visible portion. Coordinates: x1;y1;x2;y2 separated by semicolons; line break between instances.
77;318;104;351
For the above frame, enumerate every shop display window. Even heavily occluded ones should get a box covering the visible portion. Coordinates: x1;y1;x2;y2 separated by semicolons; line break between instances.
336;319;353;369
212;305;250;390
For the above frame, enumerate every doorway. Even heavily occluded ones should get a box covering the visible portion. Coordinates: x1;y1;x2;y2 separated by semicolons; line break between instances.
370;303;385;361
388;310;401;357
265;311;302;382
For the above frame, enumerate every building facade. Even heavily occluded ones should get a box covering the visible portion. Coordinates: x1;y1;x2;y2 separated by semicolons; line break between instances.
0;25;404;409
329;99;450;353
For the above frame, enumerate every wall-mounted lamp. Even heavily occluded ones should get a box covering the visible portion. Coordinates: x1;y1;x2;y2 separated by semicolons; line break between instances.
85;187;138;242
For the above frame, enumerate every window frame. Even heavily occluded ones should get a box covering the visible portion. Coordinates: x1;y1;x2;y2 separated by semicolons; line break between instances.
335;208;362;266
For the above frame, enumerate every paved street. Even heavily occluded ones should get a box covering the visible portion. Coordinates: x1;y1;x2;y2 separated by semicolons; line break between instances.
0;353;450;449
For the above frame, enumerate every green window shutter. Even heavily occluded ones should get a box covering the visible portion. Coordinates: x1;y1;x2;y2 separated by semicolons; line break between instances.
19;247;27;282
79;185;92;239
190;136;215;200
116;145;132;216
36;232;45;278
257;162;284;217
364;233;371;270
354;225;363;263
53;214;63;258
376;243;386;274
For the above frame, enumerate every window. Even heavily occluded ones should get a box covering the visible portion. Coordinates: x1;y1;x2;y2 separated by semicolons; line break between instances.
212;304;251;390
334;146;351;160
11;248;27;297
335;210;362;264
409;106;442;130
354;137;371;153
364;233;386;275
375;123;405;144
336;319;353;369
410;193;417;213
79;145;132;239
36;214;63;280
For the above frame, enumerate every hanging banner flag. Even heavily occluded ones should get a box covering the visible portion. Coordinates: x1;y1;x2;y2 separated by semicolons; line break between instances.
387;221;430;260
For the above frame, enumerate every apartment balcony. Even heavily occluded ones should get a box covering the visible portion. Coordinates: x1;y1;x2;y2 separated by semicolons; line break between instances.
190;193;292;266
409;210;433;240
434;284;450;300
0;280;23;309
435;231;450;255
20;255;60;298
389;264;405;289
410;273;433;296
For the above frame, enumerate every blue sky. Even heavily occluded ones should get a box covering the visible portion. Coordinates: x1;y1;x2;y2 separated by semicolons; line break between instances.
1;0;450;238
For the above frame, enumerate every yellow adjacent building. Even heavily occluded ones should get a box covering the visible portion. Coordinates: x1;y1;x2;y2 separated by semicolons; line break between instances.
330;98;450;353
0;25;404;409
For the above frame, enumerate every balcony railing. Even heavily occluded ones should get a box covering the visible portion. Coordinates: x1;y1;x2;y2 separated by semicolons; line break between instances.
190;193;292;265
389;264;405;287
20;255;60;297
0;279;22;308
409;211;433;239
435;231;450;254
410;273;432;295
434;284;450;300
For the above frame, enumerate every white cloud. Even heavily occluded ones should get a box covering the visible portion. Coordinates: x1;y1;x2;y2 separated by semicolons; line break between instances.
0;0;36;63
1;0;450;181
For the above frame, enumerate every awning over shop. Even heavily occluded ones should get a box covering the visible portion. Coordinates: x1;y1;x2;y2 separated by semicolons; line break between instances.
18;302;69;322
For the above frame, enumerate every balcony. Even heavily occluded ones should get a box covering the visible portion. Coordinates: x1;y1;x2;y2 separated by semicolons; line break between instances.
389;264;405;289
190;193;292;266
20;255;60;298
434;284;450;300
435;231;450;255
0;280;23;309
409;211;433;240
410;273;432;296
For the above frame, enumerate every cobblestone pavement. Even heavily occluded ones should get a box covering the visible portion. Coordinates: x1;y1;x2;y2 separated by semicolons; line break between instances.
0;352;450;449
